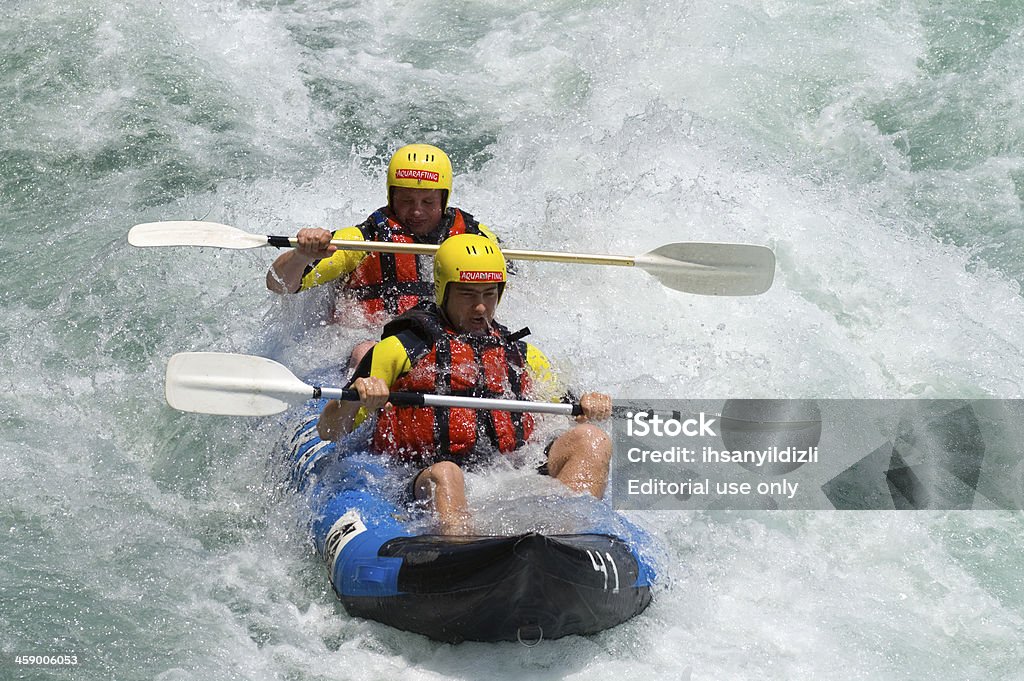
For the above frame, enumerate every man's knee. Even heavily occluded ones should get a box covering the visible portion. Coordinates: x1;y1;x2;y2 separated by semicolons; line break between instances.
415;460;466;499
428;460;465;484
348;340;376;370
546;424;611;475
562;424;611;457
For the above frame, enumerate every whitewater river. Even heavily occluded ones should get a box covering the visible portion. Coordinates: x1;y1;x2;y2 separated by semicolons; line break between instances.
2;1;1023;679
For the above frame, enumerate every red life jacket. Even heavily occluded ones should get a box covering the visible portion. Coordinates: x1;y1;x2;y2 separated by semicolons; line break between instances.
372;302;534;462
341;207;482;321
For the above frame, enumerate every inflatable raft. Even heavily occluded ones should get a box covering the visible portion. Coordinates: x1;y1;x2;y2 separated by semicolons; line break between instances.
286;409;656;644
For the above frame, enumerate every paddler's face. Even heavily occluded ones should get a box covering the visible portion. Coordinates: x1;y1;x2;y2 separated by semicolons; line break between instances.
444;283;500;334
390;187;444;235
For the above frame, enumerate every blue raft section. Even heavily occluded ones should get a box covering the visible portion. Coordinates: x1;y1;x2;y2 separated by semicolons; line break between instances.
285;405;656;644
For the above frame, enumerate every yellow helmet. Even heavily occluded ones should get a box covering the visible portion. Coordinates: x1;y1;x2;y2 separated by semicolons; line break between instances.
434;234;507;306
387;144;453;209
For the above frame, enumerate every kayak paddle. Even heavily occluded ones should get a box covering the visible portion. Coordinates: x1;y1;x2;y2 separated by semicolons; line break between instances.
165;352;582;417
129;220;776;296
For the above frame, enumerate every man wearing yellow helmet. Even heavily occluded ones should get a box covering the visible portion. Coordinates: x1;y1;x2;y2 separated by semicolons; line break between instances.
317;234;613;535
266;144;502;328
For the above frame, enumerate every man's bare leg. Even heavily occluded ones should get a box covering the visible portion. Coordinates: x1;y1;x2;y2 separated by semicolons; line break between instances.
415;461;473;535
544;424;612;498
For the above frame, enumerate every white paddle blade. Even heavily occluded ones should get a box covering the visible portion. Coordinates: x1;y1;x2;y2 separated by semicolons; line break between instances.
128;221;270;249
165;352;314;416
635;242;776;296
